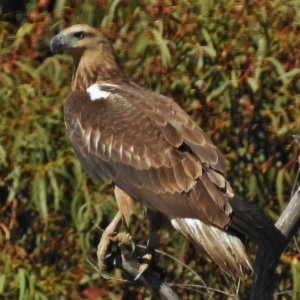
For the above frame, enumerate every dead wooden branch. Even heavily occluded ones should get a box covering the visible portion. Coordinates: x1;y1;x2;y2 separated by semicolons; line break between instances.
105;244;181;300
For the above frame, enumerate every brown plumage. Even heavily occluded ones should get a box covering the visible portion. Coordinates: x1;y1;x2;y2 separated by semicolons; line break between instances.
50;24;276;279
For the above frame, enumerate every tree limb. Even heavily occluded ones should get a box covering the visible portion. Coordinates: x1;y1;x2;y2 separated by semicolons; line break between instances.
105;244;181;300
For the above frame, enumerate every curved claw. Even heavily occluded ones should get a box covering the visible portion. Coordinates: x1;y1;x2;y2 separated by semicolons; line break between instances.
134;253;167;281
130;238;136;253
134;264;149;280
86;258;114;280
134;253;152;280
100;270;112;280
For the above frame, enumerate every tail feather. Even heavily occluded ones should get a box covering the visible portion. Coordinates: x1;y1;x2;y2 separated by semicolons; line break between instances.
171;217;252;279
170;195;280;278
229;195;277;243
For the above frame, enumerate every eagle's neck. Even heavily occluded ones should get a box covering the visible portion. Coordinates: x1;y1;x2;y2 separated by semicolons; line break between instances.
71;48;126;91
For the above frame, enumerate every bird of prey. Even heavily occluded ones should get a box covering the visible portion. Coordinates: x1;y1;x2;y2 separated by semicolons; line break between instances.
50;24;276;279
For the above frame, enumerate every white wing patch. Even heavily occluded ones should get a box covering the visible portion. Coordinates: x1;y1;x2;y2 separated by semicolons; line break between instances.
87;84;113;101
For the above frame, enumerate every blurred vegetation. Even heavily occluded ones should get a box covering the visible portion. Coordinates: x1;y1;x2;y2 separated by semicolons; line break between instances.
0;0;300;299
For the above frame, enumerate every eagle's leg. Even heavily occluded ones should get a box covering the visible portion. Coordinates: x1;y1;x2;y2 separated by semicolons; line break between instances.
97;186;135;278
135;209;166;280
97;210;133;277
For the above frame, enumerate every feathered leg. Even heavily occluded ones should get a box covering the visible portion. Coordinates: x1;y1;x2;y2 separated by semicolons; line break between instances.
135;209;166;280
97;186;134;277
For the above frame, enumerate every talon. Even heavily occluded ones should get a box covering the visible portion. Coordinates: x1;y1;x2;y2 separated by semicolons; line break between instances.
100;270;111;280
130;239;136;253
135;252;166;281
134;253;152;280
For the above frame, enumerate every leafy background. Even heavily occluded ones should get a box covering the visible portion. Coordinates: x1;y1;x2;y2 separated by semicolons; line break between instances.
0;0;300;299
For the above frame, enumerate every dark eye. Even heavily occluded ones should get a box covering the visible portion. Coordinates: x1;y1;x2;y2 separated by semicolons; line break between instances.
74;32;85;39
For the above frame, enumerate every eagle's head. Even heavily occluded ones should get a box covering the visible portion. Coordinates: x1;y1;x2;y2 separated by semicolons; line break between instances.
50;24;125;89
50;24;112;57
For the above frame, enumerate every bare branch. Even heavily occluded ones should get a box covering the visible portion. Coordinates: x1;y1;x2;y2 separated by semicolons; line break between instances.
276;185;300;239
105;244;181;300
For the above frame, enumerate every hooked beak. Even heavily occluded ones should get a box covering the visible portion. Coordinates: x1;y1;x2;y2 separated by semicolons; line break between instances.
50;34;68;53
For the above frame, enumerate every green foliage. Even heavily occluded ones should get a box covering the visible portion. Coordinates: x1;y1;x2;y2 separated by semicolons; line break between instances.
1;0;300;299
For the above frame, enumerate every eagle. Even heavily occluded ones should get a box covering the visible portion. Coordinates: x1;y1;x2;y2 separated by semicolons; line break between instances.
50;24;276;280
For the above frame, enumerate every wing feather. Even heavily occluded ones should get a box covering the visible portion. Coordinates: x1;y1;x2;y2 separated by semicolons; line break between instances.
64;87;232;229
90;129;100;153
157;167;171;192
181;152;202;179
121;83;227;171
111;133;123;160
161;122;183;147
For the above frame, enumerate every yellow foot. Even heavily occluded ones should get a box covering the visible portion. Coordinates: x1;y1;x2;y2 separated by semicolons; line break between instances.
97;211;134;278
110;232;133;245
